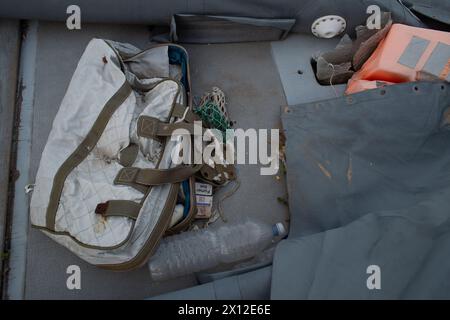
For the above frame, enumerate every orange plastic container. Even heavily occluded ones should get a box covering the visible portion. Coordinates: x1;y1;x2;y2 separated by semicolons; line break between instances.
346;79;394;95
345;24;450;94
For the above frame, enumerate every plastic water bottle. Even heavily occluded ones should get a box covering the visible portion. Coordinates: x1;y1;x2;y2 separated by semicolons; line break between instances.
148;220;287;281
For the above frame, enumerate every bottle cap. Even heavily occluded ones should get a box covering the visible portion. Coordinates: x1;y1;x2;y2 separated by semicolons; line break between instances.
272;223;287;237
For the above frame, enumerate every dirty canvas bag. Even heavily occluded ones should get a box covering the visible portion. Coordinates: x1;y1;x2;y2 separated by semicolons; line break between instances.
29;39;206;270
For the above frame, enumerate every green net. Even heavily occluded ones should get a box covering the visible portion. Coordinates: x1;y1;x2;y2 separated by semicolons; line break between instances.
194;101;231;134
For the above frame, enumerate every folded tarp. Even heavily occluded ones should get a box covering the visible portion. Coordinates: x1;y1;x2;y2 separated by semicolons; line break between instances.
275;81;450;299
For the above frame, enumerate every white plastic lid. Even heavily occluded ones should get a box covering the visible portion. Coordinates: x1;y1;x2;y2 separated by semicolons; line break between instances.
272;223;287;237
311;15;346;39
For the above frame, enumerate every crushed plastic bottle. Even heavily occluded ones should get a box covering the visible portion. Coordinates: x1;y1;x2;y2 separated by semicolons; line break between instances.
148;220;287;281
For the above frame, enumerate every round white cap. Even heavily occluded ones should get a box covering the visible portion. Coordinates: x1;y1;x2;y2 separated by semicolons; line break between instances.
311;15;346;39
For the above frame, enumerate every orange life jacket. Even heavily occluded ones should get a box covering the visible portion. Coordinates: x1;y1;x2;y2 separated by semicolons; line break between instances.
346;24;450;95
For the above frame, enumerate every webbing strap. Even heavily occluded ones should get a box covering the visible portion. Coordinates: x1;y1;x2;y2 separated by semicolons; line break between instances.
95;200;141;220
200;164;236;186
115;164;203;186
137;115;202;138
172;103;200;122
118;143;139;167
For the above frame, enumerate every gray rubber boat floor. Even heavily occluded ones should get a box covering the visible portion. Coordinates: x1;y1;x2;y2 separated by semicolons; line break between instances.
21;21;341;299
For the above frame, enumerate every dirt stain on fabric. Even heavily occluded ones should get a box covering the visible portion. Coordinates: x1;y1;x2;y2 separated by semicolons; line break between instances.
347;155;353;184
317;162;332;179
94;216;107;234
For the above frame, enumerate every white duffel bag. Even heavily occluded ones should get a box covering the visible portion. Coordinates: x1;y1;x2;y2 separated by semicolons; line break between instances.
30;39;201;270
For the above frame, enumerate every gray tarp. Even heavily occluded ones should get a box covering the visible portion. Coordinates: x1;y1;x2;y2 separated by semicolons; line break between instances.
168;14;295;43
276;81;450;299
0;0;422;35
403;0;450;26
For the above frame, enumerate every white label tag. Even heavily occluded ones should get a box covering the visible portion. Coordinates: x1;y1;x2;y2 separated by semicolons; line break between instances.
195;195;213;219
195;182;213;196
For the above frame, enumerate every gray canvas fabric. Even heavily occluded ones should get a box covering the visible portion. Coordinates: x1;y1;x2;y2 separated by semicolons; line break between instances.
275;81;450;299
272;213;450;299
153;266;272;300
403;0;450;25
169;14;295;43
0;0;423;36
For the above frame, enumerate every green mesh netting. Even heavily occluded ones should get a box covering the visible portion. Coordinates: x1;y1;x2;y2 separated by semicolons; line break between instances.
194;101;231;134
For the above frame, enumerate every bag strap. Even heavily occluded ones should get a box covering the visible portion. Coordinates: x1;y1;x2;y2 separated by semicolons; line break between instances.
118;143;139;167
137;115;203;138
171;103;199;122
137;103;202;139
95;200;141;220
114;164;203;187
199;164;236;186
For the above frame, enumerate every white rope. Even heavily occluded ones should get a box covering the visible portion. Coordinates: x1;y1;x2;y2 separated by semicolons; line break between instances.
328;63;339;98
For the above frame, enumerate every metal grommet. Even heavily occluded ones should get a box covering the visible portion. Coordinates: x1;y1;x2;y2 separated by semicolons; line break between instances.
346;96;354;104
